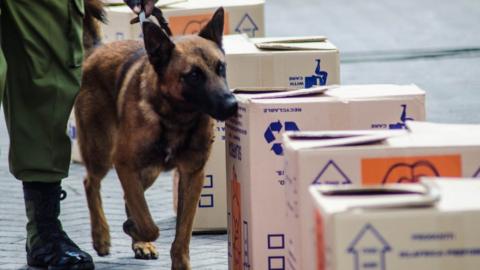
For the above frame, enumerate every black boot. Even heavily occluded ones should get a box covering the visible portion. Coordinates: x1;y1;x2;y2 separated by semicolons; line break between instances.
23;182;94;270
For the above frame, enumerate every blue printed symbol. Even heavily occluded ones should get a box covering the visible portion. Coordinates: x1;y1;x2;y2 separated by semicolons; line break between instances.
473;167;480;178
304;59;328;88
243;221;251;269
268;256;285;270
312;160;352;185
235;13;259;37
198;194;214;208
264;121;300;156
268;234;285;249
388;104;414;129
348;224;391;270
203;175;214;188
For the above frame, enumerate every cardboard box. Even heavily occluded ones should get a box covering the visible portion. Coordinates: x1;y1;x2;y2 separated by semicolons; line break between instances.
225;84;426;270
175;35;340;232
309;179;480;270
224;35;340;89
101;0;265;41
283;122;480;270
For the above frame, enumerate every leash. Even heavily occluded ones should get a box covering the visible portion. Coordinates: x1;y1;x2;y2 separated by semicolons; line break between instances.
130;7;173;37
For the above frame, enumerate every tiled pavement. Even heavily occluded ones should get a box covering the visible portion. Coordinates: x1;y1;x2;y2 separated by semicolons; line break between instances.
0;108;227;270
1;0;480;269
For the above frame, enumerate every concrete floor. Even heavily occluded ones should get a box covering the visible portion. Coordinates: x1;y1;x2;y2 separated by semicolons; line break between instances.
1;0;479;269
267;0;480;123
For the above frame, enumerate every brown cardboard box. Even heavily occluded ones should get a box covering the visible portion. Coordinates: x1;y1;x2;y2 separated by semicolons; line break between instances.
172;35;340;232
224;35;340;89
309;179;480;270
225;85;426;270
283;122;480;270
101;0;265;41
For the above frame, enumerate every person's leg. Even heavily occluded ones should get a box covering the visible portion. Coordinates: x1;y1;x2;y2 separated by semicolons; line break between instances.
0;8;6;103
2;0;83;181
1;0;93;269
22;181;94;269
0;51;5;103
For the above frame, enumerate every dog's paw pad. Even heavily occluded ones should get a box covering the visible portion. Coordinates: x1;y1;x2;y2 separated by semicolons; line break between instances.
133;241;159;260
93;233;111;256
123;219;135;235
171;253;191;270
94;244;111;257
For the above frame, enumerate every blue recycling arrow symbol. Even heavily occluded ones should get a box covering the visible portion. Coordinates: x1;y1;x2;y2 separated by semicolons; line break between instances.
264;121;282;143
264;121;300;156
284;122;299;132
270;121;283;132
271;143;283;155
348;224;391;270
235;13;259;37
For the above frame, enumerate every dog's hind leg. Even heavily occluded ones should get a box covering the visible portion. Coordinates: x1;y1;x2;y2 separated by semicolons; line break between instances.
75;90;116;256
127;165;162;260
84;169;111;256
170;166;205;270
116;160;160;244
79;134;114;256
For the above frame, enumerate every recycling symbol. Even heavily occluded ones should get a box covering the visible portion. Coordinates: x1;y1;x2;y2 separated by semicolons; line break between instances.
264;121;300;156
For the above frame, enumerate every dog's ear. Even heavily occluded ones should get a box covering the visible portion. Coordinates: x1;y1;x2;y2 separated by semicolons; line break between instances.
198;7;224;48
143;21;175;73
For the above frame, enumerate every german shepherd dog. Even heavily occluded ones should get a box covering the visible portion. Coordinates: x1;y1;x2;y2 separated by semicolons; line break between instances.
79;2;237;268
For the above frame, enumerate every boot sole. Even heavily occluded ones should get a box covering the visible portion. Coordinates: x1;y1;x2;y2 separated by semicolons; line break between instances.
49;262;95;270
28;256;95;270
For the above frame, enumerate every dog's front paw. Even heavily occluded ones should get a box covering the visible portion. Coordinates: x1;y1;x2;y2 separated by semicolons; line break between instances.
171;255;191;270
93;237;111;256
171;246;191;270
132;241;159;260
92;226;111;256
123;218;159;242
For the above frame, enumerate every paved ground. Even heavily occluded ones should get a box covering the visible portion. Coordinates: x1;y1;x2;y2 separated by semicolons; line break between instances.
0;109;227;270
268;0;480;123
0;109;228;270
1;0;479;269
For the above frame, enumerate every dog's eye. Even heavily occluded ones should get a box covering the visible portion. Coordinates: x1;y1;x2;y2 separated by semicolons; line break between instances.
217;62;226;77
183;67;204;85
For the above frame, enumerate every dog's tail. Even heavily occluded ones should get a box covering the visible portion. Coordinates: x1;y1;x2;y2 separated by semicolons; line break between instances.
83;0;107;56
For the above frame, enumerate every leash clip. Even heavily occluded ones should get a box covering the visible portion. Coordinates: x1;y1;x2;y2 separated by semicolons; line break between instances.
130;7;173;37
138;11;147;24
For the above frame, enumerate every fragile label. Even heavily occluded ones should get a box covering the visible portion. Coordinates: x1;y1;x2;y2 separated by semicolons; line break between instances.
231;166;243;270
168;12;230;36
361;154;462;185
316;210;325;270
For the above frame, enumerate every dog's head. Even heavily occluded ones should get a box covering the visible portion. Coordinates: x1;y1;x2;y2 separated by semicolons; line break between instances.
142;7;238;121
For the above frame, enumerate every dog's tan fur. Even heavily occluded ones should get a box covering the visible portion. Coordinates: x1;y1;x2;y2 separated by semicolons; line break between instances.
79;3;236;268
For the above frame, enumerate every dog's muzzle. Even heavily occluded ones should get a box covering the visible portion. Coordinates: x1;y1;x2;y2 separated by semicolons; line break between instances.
211;92;238;121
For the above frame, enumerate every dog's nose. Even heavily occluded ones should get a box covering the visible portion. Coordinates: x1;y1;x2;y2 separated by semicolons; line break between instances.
223;94;238;118
215;94;238;121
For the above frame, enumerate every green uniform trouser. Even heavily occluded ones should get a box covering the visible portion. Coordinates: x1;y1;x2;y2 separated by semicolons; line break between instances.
0;0;84;182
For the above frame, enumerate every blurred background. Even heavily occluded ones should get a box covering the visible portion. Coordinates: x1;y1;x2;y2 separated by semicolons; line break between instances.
267;0;480;123
0;0;479;269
